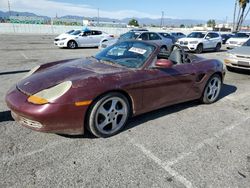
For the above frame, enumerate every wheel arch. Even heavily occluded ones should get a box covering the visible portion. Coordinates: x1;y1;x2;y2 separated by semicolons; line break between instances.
200;72;223;98
67;39;78;47
84;89;134;128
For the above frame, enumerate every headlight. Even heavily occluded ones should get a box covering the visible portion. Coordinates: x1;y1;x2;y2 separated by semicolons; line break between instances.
239;42;245;45
228;53;236;58
60;38;67;41
28;81;72;105
23;66;40;79
189;41;198;44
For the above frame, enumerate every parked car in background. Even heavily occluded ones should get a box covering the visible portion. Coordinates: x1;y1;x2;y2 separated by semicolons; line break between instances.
129;28;149;32
226;32;250;49
224;38;250;71
54;29;114;49
170;32;186;41
176;32;222;53
54;29;80;41
6;41;225;137
158;32;176;43
221;33;233;44
100;31;173;51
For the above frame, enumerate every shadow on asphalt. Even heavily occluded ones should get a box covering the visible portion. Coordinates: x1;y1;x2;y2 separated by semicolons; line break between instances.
0;111;14;123
61;83;237;139
218;83;237;100
227;68;250;75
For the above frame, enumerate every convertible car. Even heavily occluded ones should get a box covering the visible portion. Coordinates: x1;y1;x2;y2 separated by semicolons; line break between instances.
6;41;225;137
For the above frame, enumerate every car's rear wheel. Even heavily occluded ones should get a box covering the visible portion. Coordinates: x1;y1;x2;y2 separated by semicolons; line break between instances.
201;74;222;104
67;40;77;49
215;43;221;52
196;44;203;54
87;92;130;138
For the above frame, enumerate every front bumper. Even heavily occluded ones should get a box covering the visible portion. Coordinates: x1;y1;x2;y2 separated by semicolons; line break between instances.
54;41;67;48
177;43;198;51
5;86;88;135
224;58;250;70
226;43;241;49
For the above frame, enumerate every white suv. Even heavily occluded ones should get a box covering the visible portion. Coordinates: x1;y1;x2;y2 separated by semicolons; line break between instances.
176;32;222;53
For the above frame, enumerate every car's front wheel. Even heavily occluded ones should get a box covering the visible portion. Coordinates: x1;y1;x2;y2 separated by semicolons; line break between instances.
215;43;221;52
87;92;130;138
201;74;222;104
195;44;203;54
67;40;77;49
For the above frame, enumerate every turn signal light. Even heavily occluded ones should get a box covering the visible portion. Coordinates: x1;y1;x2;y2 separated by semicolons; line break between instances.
28;95;48;105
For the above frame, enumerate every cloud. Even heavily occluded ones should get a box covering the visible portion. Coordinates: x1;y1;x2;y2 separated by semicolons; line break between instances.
0;0;161;19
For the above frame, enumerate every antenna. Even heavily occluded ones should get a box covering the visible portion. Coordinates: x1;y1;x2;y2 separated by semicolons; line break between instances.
97;8;99;25
160;11;164;27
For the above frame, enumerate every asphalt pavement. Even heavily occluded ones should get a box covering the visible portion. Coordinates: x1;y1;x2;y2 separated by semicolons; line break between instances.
0;34;249;188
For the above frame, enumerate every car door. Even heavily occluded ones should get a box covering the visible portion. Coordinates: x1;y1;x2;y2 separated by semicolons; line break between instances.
210;33;220;48
77;31;92;47
203;33;213;49
138;33;149;41
91;30;103;46
140;60;197;112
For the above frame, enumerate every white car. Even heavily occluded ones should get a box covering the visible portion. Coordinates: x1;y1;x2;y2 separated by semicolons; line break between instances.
224;38;250;71
226;32;250;49
176;32;222;53
100;31;173;51
55;29;79;40
54;30;114;49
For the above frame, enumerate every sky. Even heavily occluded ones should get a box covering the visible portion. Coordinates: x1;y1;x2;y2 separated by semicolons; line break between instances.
0;0;244;21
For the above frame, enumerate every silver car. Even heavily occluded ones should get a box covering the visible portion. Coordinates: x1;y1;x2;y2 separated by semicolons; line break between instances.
100;31;173;51
225;38;250;71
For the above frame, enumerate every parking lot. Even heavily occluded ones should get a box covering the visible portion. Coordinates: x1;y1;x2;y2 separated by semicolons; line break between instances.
0;34;250;188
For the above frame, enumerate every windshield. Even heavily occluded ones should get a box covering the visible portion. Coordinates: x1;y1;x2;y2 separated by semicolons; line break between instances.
66;30;75;34
159;33;171;38
243;39;250;46
119;32;141;40
232;33;250;38
71;30;82;35
95;41;155;68
187;32;205;38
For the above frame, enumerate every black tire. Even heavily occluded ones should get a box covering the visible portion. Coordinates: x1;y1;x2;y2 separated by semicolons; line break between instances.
195;44;203;54
215;43;221;52
86;92;130;138
67;40;77;49
201;74;222;104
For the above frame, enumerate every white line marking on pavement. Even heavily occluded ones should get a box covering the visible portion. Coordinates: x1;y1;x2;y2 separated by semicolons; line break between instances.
128;115;249;188
129;138;194;188
20;52;29;59
166;117;250;167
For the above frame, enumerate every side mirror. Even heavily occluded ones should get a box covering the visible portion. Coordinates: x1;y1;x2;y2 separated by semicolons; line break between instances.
206;36;211;39
155;59;173;68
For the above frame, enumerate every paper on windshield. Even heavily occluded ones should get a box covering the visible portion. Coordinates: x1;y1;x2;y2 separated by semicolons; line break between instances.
129;47;147;55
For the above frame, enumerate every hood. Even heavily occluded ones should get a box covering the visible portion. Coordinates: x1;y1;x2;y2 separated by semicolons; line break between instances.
230;46;250;57
17;58;126;95
178;38;202;42
55;33;71;39
227;37;249;42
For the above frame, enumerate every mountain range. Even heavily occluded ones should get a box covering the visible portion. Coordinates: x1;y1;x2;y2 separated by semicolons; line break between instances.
1;10;250;26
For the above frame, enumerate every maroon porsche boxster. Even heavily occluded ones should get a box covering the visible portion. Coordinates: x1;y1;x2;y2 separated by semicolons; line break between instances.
6;41;225;137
